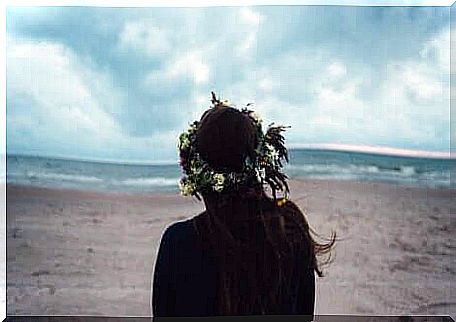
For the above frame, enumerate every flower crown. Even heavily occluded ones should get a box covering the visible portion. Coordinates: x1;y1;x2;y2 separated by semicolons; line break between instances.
177;92;290;204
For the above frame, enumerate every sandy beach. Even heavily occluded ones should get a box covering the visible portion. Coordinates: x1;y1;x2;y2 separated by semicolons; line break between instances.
6;179;456;317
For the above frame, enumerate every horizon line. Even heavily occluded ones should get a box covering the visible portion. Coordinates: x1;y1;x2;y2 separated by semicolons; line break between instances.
5;144;455;164
288;143;455;159
5;152;179;166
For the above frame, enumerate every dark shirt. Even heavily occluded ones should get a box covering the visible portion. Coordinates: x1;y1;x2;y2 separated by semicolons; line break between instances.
152;217;315;318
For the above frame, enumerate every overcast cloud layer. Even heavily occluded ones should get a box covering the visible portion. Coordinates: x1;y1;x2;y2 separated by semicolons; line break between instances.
6;6;451;162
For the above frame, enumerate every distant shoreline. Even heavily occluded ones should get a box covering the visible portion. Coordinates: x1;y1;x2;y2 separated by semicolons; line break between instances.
7;146;456;166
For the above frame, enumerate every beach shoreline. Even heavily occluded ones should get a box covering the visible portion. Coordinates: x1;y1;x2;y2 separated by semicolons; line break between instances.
6;179;456;317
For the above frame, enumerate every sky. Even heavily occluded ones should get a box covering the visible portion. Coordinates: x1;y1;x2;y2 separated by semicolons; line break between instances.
5;5;452;162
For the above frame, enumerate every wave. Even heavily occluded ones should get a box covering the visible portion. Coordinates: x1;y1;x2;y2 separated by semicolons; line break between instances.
400;166;416;176
285;164;418;176
18;172;104;183
286;164;382;175
120;177;179;187
284;163;452;188
7;171;181;190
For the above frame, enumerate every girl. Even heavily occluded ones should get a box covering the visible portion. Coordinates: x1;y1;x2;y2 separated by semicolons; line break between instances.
152;93;335;318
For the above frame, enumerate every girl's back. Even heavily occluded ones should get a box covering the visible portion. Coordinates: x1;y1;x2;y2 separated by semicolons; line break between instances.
153;199;316;318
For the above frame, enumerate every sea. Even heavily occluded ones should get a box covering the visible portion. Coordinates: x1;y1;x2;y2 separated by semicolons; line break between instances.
5;149;456;193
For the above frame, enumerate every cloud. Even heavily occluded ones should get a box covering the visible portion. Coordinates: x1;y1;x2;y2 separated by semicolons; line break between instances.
118;20;171;57
239;7;264;26
327;62;347;78
376;28;450;146
5;6;452;161
234;7;264;59
216;25;450;151
145;50;210;86
7;39;122;136
7;38;180;161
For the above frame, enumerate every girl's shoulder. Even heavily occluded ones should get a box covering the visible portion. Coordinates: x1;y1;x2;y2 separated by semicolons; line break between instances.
161;217;198;245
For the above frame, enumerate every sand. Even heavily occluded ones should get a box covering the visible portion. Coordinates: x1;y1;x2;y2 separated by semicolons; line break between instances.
6;179;456;318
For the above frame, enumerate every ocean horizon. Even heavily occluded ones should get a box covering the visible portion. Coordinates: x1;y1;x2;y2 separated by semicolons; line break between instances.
5;149;455;192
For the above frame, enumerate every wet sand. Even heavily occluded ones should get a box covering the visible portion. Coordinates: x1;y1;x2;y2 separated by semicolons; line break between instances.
6;179;456;317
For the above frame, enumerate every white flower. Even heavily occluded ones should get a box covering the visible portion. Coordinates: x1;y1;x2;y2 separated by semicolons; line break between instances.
220;99;231;107
213;173;225;192
179;180;195;196
268;149;279;161
265;143;278;161
249;111;262;123
255;168;266;182
189;122;198;131
265;142;274;151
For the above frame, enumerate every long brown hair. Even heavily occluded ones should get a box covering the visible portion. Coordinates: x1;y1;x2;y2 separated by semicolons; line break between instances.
191;105;336;315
